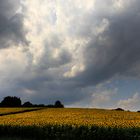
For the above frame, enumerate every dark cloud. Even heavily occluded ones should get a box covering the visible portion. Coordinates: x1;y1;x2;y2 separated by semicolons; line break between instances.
39;48;72;70
13;0;140;105
2;0;140;108
0;0;27;48
77;1;140;86
14;76;90;105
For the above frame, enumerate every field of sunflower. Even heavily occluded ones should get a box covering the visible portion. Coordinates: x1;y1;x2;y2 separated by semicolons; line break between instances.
0;108;140;128
0;108;140;139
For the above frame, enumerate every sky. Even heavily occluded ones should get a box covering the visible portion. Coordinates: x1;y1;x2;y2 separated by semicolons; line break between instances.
1;0;140;110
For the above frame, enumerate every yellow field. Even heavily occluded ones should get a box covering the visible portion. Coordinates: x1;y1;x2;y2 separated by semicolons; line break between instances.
0;108;140;128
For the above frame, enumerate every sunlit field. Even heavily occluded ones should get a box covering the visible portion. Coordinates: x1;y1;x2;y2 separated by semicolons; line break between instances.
0;108;140;128
0;108;140;139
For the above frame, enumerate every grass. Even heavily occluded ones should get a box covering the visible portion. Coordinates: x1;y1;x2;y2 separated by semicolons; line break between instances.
0;108;140;139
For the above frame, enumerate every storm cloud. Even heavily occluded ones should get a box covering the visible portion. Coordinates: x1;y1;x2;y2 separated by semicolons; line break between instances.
77;0;140;86
0;0;27;48
1;0;140;109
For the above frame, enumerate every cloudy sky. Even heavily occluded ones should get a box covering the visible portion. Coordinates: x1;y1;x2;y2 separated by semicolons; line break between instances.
1;0;140;110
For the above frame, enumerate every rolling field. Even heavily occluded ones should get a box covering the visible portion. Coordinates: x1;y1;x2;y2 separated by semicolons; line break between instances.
0;108;140;128
0;108;140;139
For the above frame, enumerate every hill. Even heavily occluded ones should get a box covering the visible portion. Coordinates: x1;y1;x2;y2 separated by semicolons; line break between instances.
0;108;140;139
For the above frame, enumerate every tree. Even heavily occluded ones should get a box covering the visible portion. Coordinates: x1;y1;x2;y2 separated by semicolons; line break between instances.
54;100;64;108
23;101;33;107
1;96;21;107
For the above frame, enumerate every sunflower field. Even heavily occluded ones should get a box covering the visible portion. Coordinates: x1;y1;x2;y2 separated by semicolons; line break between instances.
0;108;140;139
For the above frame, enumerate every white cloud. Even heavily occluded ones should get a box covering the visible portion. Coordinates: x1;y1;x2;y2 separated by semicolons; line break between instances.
64;64;85;78
117;93;140;110
21;0;132;78
0;46;28;88
69;85;118;108
91;87;117;108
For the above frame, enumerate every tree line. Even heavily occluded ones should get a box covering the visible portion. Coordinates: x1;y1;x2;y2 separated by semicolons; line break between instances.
0;96;64;108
